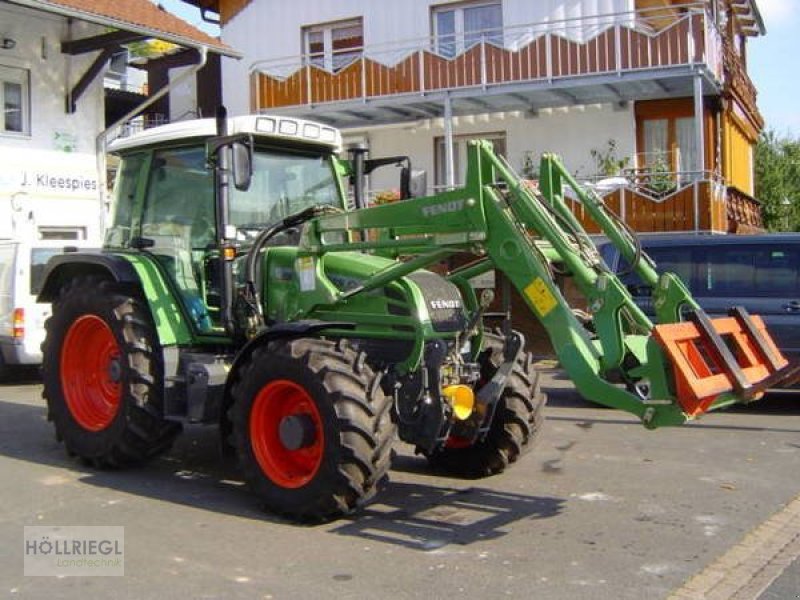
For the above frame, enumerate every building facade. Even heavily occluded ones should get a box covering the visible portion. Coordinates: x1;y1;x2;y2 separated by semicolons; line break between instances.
0;0;233;241
189;0;766;233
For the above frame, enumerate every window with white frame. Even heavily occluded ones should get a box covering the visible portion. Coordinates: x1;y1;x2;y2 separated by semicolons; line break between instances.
1;65;29;135
303;18;363;72
432;1;503;59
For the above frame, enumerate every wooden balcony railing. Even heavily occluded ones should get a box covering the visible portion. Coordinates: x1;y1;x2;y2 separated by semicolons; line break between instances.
562;175;762;234
726;186;763;233
250;4;722;111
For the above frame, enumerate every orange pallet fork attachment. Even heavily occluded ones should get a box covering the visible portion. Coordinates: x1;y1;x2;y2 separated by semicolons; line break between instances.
652;307;800;417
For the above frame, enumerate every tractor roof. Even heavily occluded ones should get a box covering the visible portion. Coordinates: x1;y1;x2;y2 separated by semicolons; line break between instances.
108;116;342;153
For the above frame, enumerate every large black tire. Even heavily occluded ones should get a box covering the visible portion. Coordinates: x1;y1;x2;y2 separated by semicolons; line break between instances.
42;276;181;467
0;352;9;383
426;332;546;478
229;338;395;522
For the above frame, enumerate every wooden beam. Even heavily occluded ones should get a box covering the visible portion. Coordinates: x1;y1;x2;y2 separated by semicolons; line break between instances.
141;48;203;70
61;30;147;55
66;46;117;113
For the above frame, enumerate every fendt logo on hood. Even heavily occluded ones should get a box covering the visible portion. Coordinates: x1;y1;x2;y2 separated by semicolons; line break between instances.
430;299;461;310
421;199;464;218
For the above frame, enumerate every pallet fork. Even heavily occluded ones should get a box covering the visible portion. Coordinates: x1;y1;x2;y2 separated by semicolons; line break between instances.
654;307;800;416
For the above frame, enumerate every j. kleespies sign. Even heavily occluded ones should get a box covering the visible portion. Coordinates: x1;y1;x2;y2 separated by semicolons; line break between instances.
19;170;99;194
0;158;100;199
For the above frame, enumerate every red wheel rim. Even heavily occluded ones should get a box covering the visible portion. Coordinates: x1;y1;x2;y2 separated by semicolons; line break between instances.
250;380;324;489
60;315;122;432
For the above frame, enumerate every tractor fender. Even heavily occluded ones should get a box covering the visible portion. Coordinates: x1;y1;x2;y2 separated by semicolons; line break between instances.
37;252;142;302
38;251;194;347
219;321;356;440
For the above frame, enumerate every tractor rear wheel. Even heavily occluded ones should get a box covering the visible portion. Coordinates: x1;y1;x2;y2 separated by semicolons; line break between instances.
426;332;546;478
229;338;395;522
42;276;180;467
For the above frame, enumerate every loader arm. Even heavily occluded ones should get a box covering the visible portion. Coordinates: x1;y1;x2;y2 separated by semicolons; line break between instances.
295;140;797;428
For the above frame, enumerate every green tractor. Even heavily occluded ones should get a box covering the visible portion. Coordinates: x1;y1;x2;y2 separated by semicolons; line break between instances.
38;112;797;522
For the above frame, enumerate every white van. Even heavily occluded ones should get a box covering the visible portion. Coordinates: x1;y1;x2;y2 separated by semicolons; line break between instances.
0;239;95;376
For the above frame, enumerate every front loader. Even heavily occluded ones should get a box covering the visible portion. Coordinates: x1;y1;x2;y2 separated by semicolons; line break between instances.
38;113;799;522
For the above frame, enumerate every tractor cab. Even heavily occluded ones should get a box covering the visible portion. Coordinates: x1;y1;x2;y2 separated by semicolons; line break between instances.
105;116;345;334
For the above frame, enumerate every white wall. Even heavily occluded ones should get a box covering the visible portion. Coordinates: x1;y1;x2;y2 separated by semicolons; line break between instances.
221;0;634;116
0;4;105;153
359;103;635;194
169;65;199;122
0;3;106;241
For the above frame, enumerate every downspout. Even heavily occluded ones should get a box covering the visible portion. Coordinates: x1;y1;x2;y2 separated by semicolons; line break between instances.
443;94;455;190
94;46;209;220
693;73;705;232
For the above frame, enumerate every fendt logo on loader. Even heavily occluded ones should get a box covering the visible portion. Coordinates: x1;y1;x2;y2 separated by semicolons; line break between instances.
421;199;465;218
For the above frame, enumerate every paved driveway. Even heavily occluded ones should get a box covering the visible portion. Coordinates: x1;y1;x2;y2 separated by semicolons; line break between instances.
0;369;798;599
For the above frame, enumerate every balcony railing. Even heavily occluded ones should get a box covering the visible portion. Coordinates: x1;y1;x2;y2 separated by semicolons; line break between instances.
562;172;762;234
250;4;722;111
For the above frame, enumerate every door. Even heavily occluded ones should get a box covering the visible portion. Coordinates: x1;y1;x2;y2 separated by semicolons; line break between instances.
139;145;216;333
0;243;15;344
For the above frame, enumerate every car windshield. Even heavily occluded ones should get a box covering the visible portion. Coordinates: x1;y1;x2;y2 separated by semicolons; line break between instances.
229;149;340;237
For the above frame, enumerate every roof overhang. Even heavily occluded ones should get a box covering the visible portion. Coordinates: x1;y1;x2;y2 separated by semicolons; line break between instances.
5;0;240;58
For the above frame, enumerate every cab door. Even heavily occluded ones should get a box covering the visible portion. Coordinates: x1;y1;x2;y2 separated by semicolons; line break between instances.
139;145;218;333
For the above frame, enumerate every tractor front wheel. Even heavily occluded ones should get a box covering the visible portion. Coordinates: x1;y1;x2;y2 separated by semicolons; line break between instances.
42;276;181;467
229;338;395;522
426;332;546;478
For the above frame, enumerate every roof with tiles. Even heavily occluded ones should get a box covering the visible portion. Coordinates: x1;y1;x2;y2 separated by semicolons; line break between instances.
8;0;238;56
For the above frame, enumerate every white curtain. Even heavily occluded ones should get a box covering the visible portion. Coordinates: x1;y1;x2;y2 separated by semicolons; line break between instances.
643;119;668;167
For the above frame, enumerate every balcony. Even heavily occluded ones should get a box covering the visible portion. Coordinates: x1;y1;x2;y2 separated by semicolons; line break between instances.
250;4;724;127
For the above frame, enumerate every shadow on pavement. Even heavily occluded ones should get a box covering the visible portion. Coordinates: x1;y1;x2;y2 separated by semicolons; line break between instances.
0;396;563;539
0;396;270;521
331;481;563;551
0;367;41;386
541;370;800;417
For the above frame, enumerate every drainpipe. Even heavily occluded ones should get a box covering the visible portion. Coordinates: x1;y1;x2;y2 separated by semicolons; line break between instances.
95;46;209;219
443;94;455;190
693;73;705;178
693;73;705;232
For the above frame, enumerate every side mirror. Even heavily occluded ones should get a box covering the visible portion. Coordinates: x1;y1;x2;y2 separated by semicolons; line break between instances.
231;141;252;192
206;133;254;191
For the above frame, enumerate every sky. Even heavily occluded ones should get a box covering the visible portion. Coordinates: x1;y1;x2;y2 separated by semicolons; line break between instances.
157;0;799;137
157;0;220;36
747;0;800;136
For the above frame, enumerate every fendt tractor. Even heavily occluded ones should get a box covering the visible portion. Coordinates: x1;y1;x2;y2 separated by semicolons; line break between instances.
38;112;799;521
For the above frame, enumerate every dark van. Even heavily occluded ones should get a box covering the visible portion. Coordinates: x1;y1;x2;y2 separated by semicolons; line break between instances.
599;233;800;365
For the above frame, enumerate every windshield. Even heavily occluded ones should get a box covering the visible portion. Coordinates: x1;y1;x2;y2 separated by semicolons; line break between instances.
230;149;340;237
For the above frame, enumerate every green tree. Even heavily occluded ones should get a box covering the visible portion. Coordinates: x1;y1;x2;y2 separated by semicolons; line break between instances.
754;129;800;231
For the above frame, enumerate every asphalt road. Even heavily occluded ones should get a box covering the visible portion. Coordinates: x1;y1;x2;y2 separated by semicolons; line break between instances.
0;368;798;599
